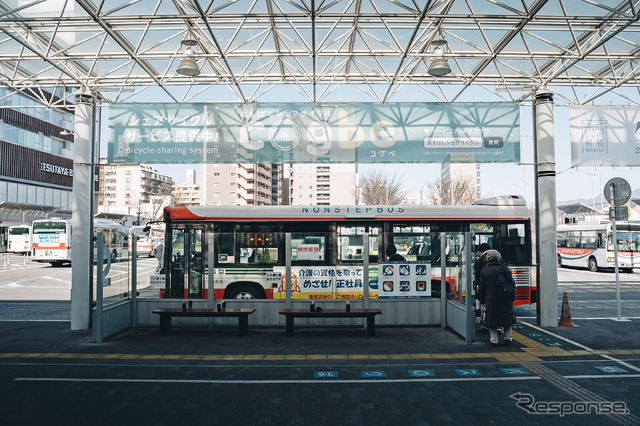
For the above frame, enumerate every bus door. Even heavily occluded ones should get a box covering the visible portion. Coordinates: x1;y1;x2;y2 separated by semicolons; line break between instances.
167;227;204;299
186;228;204;299
336;224;381;299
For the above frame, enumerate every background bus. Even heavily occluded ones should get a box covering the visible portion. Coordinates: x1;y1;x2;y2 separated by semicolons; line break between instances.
7;225;32;254
93;219;124;262
160;196;536;306
32;219;72;266
557;223;639;273
129;224;164;257
129;225;153;257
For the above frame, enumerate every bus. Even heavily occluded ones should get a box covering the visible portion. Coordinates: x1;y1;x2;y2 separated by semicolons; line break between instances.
7;225;32;254
557;223;640;273
32;219;125;266
129;224;164;257
32;219;72;266
93;219;125;262
160;195;537;306
129;225;153;257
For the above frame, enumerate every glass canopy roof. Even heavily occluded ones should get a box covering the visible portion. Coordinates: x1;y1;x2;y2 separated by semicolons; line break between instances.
0;0;639;106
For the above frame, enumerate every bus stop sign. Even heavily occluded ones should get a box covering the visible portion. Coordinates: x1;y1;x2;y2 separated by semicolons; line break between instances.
604;177;631;206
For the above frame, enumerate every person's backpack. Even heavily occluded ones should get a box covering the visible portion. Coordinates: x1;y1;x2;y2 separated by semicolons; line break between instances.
497;264;516;301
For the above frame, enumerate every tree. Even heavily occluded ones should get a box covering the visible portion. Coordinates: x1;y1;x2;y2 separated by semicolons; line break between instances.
426;174;478;205
359;170;405;205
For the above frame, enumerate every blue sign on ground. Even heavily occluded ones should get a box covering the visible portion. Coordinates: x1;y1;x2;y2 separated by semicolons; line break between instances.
108;102;520;164
500;368;529;375
408;370;435;377
314;371;339;378
361;371;387;378
454;369;482;376
595;366;628;373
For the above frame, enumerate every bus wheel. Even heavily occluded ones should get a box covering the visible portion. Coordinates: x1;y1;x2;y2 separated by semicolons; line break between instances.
588;257;598;272
226;284;265;300
557;254;563;268
50;261;60;267
623;268;634;274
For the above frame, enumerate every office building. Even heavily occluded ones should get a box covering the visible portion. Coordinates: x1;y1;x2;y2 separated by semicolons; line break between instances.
173;169;201;206
0;88;76;250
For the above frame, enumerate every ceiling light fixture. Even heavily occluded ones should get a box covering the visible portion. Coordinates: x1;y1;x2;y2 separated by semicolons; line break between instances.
428;32;451;77
177;39;200;77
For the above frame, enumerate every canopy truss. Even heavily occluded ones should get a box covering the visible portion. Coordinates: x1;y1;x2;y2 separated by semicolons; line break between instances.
0;0;639;106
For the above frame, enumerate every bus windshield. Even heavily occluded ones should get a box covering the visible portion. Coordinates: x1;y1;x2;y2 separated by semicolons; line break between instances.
9;227;30;236
609;231;640;252
33;222;66;234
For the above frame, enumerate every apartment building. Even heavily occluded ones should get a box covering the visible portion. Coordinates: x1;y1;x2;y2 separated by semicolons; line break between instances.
440;162;481;200
201;164;272;206
98;159;174;222
0;88;76;251
290;164;357;205
173;169;201;206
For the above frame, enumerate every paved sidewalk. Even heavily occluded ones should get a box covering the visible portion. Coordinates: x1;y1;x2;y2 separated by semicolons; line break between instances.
0;318;639;425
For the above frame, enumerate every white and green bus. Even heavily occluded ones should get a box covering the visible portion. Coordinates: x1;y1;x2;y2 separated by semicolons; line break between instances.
160;196;537;306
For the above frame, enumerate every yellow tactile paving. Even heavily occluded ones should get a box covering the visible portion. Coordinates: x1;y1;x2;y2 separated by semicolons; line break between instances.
409;354;432;359
348;354;369;360
160;354;183;360
306;354;327;360
221;355;244;360
181;355;203;360
264;354;285;360
327;355;348;360
368;354;390;360
2;327;639;362
285;355;306;360
388;354;411;360
201;355;223;360
243;355;265;360
139;354;163;360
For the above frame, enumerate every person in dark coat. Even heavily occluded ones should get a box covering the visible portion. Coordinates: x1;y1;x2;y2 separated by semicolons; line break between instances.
474;242;491;328
386;244;405;261
477;249;517;346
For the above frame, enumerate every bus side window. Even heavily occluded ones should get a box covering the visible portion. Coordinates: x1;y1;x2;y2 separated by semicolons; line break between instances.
216;232;235;264
500;224;527;264
598;232;606;249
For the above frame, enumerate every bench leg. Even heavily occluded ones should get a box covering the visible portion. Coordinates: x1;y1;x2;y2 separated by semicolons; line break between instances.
285;315;294;337
367;315;375;337
159;315;171;335
238;314;249;336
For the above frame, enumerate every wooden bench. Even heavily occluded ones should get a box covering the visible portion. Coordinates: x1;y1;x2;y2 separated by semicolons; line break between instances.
152;308;256;336
279;308;382;337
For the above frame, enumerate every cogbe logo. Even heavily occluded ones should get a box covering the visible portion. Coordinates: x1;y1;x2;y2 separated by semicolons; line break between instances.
270;119;301;151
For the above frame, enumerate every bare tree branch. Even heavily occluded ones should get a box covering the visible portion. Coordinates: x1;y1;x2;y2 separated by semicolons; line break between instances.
359;169;406;205
426;175;478;205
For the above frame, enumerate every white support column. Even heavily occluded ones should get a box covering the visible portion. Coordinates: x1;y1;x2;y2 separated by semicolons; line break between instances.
71;92;95;330
534;89;558;328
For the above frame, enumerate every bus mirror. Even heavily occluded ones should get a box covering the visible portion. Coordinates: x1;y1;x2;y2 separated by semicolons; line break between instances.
143;225;150;233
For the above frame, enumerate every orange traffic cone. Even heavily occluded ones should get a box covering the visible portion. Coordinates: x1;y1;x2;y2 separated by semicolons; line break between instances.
559;291;577;327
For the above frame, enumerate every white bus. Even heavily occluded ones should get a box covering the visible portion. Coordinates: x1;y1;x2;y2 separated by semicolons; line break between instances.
7;225;32;254
557;223;640;273
161;196;537;305
32;219;72;266
94;219;125;262
128;225;163;257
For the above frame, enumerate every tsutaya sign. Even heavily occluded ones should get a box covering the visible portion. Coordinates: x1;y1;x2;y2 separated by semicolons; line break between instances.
108;102;520;164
